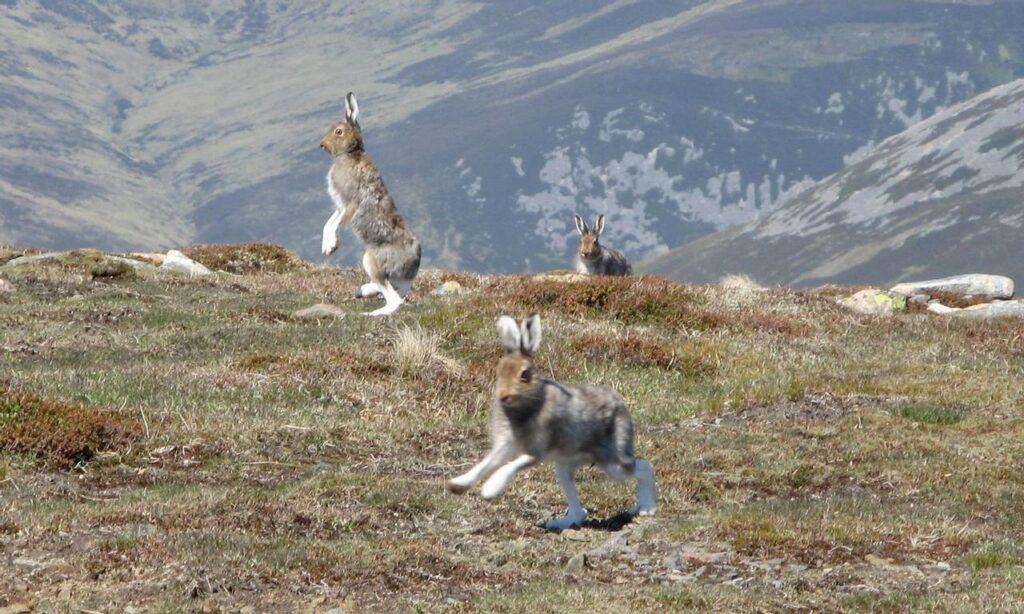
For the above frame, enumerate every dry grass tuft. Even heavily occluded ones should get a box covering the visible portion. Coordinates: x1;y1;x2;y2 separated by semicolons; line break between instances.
719;274;763;292
183;243;311;274
0;389;141;468
393;325;464;379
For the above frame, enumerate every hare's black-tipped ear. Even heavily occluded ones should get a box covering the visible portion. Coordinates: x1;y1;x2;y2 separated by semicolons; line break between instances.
574;215;588;235
345;92;360;123
595;214;606;236
519;314;542;356
497;316;521;354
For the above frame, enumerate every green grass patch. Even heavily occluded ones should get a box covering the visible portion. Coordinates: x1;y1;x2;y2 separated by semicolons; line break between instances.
896;404;963;426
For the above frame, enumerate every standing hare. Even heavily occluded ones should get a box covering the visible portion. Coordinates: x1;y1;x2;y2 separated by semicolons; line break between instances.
320;92;421;316
574;214;632;276
446;314;657;531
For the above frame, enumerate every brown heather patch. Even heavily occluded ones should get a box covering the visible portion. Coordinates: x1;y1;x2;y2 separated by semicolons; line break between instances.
182;243;311;274
0;389;141;468
569;332;718;376
472;275;717;327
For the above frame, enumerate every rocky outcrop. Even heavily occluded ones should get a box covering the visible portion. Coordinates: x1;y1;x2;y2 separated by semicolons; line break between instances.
839;289;907;316
159;250;212;277
890;274;1014;300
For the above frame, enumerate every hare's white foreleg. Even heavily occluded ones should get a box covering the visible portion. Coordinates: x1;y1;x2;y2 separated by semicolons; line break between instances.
446;441;515;494
481;454;537;500
322;210;343;256
545;462;587;531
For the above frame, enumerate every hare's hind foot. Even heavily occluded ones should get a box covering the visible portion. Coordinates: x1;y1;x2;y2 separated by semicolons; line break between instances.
354;282;382;299
363;281;403;316
544;509;588;532
629;459;657;517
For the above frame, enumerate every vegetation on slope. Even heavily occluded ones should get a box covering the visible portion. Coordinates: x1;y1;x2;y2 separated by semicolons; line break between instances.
1;244;1023;610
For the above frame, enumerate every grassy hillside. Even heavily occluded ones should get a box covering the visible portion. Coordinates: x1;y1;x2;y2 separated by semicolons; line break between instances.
1;246;1023;611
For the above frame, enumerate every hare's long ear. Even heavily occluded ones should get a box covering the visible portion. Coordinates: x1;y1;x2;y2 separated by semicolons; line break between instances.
595;214;606;236
574;215;588;235
497;316;522;354
519;314;542;356
345;92;360;123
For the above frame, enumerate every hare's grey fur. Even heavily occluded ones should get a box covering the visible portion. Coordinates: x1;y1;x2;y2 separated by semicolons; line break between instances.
574;214;632;277
446;314;656;530
321;92;420;316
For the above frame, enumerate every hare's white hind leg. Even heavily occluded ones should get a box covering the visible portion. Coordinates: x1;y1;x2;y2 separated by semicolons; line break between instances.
356;283;382;298
629;460;657;517
544;462;587;531
365;280;403;316
446;440;515;494
322;210;342;256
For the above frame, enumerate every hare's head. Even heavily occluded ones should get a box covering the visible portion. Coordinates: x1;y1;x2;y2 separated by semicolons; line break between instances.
320;92;363;156
494;314;544;411
575;214;605;261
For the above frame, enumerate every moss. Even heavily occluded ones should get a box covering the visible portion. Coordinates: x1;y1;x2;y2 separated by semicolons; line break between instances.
896;404;963;426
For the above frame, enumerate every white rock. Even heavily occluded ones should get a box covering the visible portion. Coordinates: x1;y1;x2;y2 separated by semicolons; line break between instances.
0;278;13;294
293;303;347;319
431;280;467;296
954;300;1024;319
927;303;961;314
891;274;1014;299
3;252;61;267
159;250;212;276
839;289;906;316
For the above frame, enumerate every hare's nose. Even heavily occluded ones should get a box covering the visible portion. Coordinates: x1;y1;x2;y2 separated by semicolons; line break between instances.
500;395;513;405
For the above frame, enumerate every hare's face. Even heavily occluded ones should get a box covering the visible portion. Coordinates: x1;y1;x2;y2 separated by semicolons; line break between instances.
320;120;362;156
579;233;601;260
495;352;543;411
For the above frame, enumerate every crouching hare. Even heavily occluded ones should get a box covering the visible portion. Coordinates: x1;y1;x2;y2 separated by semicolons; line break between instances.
446;314;657;530
574;214;632;276
320;92;421;316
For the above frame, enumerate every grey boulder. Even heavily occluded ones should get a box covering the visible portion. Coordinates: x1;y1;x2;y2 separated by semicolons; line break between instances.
891;274;1014;299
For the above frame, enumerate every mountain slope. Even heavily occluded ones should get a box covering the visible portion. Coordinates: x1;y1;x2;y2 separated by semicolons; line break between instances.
2;1;1023;271
642;77;1024;286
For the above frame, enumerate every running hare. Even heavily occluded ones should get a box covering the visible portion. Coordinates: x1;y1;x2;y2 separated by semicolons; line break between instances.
574;214;632;276
446;314;657;530
320;92;421;316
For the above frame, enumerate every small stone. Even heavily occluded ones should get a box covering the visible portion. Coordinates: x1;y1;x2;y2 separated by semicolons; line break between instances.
532;272;589;283
839;289;906;316
293;303;347;319
159;250;212;276
588;532;629;559
0;278;13;294
431;280;467;297
927;302;961;314
0;605;32;614
909;294;930;305
664;553;689;572
566;552;587;572
865;554;895;569
891;274;1014;300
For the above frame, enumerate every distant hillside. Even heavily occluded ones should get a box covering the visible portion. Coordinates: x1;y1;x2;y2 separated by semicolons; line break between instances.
2;1;1023;272
643;78;1024;286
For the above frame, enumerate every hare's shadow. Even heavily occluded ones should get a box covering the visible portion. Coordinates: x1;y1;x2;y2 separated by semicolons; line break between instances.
541;510;636;533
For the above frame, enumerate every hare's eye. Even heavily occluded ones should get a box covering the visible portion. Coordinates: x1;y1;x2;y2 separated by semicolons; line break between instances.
335;128;343;135
520;368;532;383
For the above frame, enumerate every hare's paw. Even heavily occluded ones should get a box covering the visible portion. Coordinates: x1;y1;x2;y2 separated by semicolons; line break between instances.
629;503;657;517
445;476;473;495
321;233;339;256
544;511;587;532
